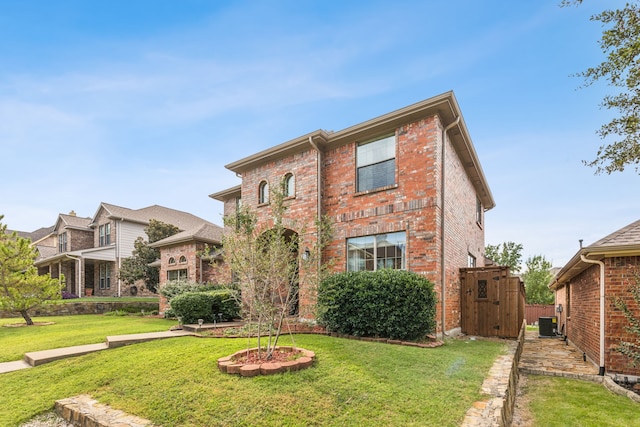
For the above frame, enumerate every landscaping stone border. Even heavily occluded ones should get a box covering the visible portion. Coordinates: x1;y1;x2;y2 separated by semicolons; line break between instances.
55;395;155;427
217;346;316;377
0;301;158;318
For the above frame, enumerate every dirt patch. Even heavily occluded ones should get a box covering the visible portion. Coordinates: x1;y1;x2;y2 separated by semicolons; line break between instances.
3;322;55;328
512;373;534;427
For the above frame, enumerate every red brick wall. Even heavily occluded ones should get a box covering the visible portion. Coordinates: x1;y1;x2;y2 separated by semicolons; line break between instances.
568;265;601;366
157;241;230;314
221;114;487;332
240;148;320;314
604;256;640;375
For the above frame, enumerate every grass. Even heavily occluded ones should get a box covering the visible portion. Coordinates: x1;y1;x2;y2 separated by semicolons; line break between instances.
0;315;176;362
526;375;640;427
0;316;506;426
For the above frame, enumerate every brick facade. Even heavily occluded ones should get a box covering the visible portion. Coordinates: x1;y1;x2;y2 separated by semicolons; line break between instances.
212;93;494;334
556;256;640;376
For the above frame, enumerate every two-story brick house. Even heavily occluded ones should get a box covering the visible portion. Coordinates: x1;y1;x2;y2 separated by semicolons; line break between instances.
35;203;221;298
211;91;495;335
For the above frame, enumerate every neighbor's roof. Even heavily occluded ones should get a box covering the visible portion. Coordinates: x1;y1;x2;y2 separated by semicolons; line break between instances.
550;219;640;289
150;223;224;248
211;91;495;210
54;214;92;232
90;202;212;231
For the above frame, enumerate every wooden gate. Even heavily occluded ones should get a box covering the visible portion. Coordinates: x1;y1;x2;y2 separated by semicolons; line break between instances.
460;266;524;339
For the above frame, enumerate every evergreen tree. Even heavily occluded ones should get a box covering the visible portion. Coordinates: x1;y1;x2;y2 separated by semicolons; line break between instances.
0;215;63;325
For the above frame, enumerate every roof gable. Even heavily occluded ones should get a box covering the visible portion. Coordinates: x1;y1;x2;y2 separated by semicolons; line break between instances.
91;202;214;231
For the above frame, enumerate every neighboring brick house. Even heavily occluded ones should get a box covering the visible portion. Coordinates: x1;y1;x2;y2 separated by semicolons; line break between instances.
550;219;640;376
150;223;227;314
35;203;218;298
210;91;495;335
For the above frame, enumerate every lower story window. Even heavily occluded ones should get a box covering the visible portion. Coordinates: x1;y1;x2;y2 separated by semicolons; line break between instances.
99;264;111;289
347;231;406;271
167;269;188;281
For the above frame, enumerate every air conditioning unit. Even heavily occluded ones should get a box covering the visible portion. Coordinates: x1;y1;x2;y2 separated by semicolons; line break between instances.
539;316;557;337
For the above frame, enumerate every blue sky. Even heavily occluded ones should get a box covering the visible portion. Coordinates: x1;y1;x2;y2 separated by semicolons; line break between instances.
1;0;637;268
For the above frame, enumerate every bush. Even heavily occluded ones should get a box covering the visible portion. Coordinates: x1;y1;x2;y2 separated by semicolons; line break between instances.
170;290;239;324
160;280;235;318
317;269;437;341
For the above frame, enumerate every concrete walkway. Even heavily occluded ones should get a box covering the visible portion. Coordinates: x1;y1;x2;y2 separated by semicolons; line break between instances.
0;329;194;374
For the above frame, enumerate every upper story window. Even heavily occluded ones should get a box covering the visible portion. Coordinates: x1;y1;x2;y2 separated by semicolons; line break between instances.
179;255;187;264
476;198;483;226
99;223;111;246
356;134;396;192
258;180;269;204
283;173;295;197
58;232;68;252
468;253;477;268
347;231;406;272
168;257;176;265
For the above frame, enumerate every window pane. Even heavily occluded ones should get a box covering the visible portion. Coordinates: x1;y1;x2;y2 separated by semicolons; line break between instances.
347;231;405;271
357;158;395;192
357;135;395;167
376;232;405;270
347;235;374;271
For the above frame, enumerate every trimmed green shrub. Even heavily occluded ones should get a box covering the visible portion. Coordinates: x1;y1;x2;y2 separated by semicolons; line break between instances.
160;280;236;318
317;269;437;341
170;290;239;324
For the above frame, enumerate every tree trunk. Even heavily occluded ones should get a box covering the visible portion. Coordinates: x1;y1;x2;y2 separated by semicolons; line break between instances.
19;310;34;325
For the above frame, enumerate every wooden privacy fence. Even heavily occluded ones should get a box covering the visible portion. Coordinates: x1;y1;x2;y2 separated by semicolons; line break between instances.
524;304;555;325
460;266;525;339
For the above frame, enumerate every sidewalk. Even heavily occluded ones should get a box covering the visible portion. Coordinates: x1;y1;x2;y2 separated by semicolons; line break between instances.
0;329;194;374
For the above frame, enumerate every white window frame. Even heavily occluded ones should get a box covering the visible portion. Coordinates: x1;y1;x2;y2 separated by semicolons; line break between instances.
347;231;406;272
356;134;396;193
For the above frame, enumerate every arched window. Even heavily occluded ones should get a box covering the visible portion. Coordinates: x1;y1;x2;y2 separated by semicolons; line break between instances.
168;257;176;265
283;173;295;197
179;255;187;264
259;180;269;204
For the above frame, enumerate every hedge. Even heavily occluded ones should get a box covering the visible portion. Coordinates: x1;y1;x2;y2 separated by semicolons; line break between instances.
317;269;437;341
170;289;239;324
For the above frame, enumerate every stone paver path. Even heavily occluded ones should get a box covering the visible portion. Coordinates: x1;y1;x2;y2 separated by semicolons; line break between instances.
519;330;599;377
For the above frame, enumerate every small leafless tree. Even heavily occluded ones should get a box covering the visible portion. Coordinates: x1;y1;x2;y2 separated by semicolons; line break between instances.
219;184;332;359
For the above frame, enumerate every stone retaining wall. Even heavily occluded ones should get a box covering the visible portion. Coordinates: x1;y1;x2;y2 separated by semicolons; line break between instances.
462;319;526;427
0;301;159;318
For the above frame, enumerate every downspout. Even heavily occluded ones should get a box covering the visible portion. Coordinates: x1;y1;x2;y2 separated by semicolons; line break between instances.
117;219;123;297
308;137;322;258
440;116;460;337
580;254;606;376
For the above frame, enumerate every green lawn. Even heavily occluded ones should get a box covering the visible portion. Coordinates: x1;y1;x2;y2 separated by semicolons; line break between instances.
526;375;640;427
0;316;506;426
0;315;176;362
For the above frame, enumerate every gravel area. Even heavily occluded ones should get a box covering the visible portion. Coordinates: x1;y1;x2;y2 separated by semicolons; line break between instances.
20;411;73;427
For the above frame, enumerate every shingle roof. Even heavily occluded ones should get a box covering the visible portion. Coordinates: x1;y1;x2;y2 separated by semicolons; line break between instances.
57;214;92;231
36;245;57;260
150;223;224;247
588;219;640;248
94;202;213;231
